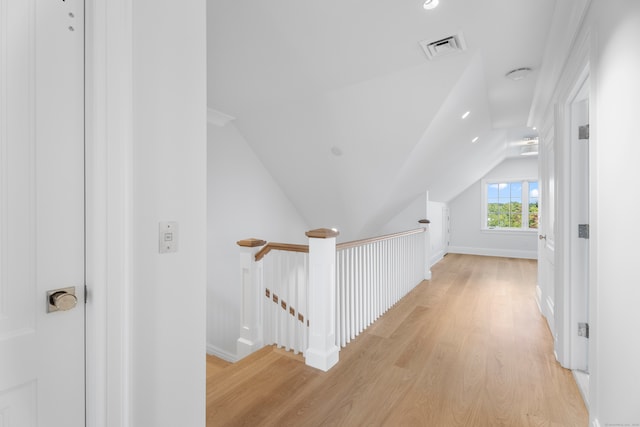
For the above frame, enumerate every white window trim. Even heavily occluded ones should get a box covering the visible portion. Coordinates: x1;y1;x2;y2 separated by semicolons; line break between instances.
481;177;538;232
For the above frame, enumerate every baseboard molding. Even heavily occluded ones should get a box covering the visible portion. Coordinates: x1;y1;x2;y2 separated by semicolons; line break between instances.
592;419;600;427
535;285;542;313
430;250;446;267
546;296;554;318
448;246;538;260
206;343;238;363
572;370;590;410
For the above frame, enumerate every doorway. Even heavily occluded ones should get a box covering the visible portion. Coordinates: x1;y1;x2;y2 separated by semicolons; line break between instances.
568;73;590;402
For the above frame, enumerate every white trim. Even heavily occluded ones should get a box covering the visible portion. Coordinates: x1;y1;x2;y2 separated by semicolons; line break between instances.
207;108;235;127
480;229;538;236
206;344;240;363
85;0;133;426
592;420;600;427
430;250;446;267
572;370;590;409
546;296;555;318
448;246;537;260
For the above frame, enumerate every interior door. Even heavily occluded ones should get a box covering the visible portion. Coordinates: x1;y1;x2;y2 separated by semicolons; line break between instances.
538;125;556;338
0;0;85;425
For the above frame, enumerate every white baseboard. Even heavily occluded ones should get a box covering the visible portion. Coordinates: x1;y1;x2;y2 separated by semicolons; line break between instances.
430;250;446;267
206;343;238;363
572;370;590;409
592;419;600;427
448;246;538;260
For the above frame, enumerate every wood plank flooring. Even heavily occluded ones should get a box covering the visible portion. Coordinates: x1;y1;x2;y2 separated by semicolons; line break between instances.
207;254;588;426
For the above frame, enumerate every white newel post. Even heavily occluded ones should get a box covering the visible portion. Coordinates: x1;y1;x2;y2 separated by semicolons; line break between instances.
419;220;432;280
305;228;340;371
236;238;267;359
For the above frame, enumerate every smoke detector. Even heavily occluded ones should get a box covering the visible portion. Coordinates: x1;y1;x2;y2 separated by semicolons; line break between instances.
419;32;467;60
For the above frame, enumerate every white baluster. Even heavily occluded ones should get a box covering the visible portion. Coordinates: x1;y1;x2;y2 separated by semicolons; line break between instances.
364;244;370;327
338;251;347;347
349;248;355;342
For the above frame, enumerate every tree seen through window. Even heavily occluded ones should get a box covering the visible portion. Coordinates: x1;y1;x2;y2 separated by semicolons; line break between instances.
486;180;538;230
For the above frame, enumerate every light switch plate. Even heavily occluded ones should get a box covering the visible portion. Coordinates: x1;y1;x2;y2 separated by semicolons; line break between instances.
159;221;178;253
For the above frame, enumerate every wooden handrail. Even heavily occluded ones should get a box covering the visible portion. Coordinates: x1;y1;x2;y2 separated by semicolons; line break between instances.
253;227;425;261
255;242;309;261
336;227;426;251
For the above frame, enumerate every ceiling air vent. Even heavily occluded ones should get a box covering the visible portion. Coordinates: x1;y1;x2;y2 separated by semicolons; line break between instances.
419;32;467;60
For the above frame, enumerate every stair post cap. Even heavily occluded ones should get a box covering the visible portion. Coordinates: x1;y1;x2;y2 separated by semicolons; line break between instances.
237;238;267;247
305;228;340;238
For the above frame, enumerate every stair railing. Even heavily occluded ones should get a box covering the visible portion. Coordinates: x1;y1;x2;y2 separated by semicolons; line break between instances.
236;221;431;371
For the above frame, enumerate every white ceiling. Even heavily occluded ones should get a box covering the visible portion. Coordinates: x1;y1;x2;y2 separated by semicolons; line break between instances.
207;0;555;239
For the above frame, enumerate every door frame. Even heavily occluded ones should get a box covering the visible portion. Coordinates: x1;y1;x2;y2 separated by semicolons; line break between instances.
85;0;134;424
550;26;595;411
557;65;590;370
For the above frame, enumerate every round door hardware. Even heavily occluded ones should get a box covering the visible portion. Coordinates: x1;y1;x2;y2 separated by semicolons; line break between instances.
50;291;77;311
47;286;78;313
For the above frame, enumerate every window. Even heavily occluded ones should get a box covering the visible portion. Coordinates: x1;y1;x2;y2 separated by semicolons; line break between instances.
483;179;539;230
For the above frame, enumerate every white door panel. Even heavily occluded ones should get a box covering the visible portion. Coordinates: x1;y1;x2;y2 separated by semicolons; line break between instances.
538;125;556;338
0;0;85;425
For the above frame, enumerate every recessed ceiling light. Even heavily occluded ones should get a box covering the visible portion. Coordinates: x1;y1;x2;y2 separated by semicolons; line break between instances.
472;136;479;143
423;0;439;10
462;111;470;119
505;67;533;81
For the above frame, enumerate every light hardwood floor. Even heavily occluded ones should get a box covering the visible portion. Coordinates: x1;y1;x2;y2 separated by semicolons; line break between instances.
207;254;588;426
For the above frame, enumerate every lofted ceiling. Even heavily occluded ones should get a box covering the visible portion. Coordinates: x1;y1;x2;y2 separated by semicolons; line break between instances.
207;0;555;239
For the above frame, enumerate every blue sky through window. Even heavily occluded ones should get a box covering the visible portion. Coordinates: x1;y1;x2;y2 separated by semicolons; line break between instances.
488;182;522;204
529;181;539;201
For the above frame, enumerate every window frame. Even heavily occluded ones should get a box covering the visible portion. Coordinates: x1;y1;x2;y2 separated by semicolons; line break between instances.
481;178;539;233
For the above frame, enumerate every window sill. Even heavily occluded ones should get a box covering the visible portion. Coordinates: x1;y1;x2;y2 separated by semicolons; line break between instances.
481;228;538;237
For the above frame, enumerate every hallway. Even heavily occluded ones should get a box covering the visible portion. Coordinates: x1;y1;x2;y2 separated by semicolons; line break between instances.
206;254;587;426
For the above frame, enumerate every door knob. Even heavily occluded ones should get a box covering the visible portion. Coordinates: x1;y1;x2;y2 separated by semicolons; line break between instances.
539;234;547;240
47;286;77;313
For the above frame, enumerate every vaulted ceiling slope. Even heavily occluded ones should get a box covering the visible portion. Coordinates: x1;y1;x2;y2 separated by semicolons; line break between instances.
208;0;556;239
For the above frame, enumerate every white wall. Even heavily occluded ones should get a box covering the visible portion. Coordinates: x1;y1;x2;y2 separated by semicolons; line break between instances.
207;120;309;360
130;1;207;426
587;1;640;424
378;193;427;236
449;157;538;259
531;1;640;423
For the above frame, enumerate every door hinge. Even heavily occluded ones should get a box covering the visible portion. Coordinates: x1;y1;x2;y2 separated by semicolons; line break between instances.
579;124;589;140
84;284;88;304
578;224;589;239
578;322;589;338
